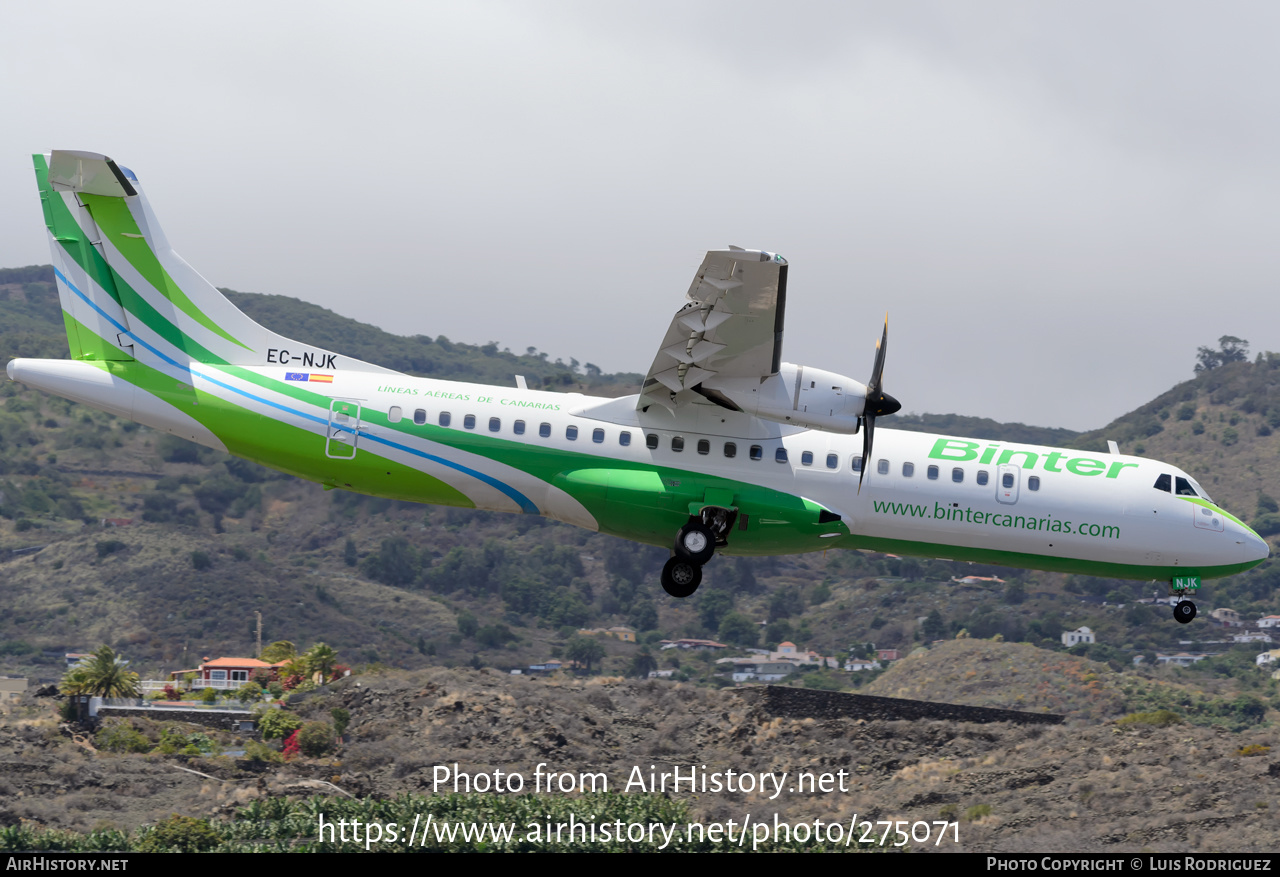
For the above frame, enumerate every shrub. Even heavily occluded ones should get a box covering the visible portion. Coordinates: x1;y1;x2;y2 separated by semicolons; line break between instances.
191;551;211;571
95;720;151;753
257;708;303;741
295;721;336;757
95;540;126;558
243;739;284;764
1236;744;1271;757
137;815;222;853
1117;709;1183;727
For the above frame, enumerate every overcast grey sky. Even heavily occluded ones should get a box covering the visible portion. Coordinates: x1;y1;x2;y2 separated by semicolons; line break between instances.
2;1;1277;431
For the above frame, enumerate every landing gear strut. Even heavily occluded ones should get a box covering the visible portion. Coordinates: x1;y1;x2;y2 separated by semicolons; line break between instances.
1173;600;1197;624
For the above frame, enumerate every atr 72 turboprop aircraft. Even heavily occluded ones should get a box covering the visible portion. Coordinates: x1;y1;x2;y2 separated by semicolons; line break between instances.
6;151;1270;623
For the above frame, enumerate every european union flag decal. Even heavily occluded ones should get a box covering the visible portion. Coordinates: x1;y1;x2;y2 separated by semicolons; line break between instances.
285;372;309;382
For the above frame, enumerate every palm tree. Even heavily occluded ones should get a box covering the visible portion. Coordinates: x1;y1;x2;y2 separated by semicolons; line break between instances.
60;645;141;697
302;643;339;681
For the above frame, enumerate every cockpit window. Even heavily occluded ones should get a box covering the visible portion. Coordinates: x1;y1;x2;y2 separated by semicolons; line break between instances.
1154;474;1171;493
1190;478;1213;504
1175;476;1198;497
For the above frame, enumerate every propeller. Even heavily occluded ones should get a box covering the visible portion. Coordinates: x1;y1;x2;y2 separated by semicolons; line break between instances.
858;315;901;493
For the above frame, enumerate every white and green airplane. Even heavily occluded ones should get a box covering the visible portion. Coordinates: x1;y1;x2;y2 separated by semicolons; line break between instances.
7;151;1269;623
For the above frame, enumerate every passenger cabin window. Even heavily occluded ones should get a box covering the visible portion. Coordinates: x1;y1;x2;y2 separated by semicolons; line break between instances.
566;425;578;440
513;420;526;435
952;467;964;483
413;409;426;425
927;465;939;480
1002;473;1015;489
1154;474;1171;492
776;447;788;463
539;422;551;438
592;428;605;443
724;442;737;458
439;412;452;427
976;470;989;486
852;456;863;472
697;439;710;455
463;414;476;430
801;451;814;466
902;462;914;477
388;406;403;423
671;436;684;452
1028;476;1041;491
619;431;631;446
749;445;763;461
877;459;889;475
1175;476;1198;497
646;433;659;449
489;417;501;432
826;453;839;470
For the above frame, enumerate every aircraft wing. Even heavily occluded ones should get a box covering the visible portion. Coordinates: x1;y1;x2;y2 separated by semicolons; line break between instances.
639;248;788;410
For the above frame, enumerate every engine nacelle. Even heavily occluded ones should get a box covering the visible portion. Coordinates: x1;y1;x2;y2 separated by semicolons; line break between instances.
702;363;868;433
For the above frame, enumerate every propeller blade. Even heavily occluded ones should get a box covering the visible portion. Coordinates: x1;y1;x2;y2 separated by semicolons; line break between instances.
858;415;875;493
858;315;900;494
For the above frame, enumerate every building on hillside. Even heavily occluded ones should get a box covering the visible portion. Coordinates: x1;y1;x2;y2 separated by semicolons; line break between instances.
1255;649;1280;667
876;649;901;662
715;658;798;683
659;639;727;651
1256;616;1280;629
1061;627;1096;647
952;575;1005;586
1234;632;1273;644
171;657;285;690
1210;608;1243;628
0;676;25;710
576;627;636;642
843;658;882;672
1156;652;1214;666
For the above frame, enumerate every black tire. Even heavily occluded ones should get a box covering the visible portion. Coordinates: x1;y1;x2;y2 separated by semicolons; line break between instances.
661;556;702;598
1174;600;1197;624
675;521;716;565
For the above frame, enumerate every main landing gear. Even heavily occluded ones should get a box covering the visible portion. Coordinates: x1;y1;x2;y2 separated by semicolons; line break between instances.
660;509;735;598
1173;600;1197;624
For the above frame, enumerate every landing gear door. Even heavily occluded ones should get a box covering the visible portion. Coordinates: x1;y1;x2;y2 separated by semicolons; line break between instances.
326;399;361;459
996;464;1020;505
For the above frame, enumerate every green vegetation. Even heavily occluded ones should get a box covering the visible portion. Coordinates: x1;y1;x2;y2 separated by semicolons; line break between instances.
60;645;140;698
0;794;870;852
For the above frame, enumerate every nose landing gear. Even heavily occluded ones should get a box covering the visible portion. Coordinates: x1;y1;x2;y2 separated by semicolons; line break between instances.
1169;575;1201;625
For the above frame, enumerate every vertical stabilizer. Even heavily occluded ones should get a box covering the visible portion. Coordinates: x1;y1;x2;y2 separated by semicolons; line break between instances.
34;150;391;374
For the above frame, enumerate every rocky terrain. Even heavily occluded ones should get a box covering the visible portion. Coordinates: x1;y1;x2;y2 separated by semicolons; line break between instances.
3;661;1279;853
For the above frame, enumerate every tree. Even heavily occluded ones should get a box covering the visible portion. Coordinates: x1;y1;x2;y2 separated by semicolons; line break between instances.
1195;336;1249;373
627;649;658;679
717;612;759;647
60;645;141;697
259;640;296;663
302;643;339;681
564;636;606;673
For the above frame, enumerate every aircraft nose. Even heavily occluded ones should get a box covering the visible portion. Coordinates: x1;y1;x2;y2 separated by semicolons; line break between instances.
1239;522;1270;564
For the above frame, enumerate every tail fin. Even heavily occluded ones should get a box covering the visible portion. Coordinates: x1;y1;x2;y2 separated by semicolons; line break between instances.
35;150;387;374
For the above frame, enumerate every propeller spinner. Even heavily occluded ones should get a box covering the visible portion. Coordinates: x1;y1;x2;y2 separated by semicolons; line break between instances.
858;317;901;493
